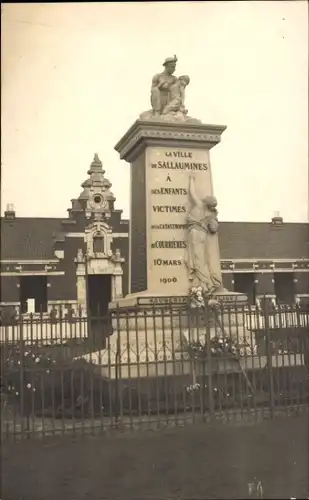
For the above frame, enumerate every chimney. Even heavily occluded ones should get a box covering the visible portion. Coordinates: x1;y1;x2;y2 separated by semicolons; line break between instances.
4;203;16;220
271;210;283;226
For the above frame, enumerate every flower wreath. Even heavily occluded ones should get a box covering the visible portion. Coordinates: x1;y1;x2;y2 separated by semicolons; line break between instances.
189;286;205;308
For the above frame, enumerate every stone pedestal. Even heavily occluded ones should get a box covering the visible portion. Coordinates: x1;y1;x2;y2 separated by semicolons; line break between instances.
84;290;251;379
115;119;227;296
85;120;251;378
91;295;188;379
184;293;253;352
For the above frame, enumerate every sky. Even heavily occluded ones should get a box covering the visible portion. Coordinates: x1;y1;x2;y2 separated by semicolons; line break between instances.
1;1;308;222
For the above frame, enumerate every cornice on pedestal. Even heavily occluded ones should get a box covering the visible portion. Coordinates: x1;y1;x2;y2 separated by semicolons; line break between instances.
114;120;227;162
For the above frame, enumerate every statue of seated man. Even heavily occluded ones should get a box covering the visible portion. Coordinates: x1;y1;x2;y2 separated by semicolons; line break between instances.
162;75;190;116
150;55;178;115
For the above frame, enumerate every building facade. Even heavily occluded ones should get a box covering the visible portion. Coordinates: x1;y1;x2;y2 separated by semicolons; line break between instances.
1;155;128;318
1;154;309;318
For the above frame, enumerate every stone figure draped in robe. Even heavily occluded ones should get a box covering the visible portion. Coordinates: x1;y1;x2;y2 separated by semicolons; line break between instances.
185;174;222;295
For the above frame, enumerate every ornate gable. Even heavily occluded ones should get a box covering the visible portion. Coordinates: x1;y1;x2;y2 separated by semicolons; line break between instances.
85;220;113;259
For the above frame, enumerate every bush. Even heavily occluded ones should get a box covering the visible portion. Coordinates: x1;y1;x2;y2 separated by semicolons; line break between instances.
2;344;110;418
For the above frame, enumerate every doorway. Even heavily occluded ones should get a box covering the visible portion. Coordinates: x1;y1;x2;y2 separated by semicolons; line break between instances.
87;274;112;347
20;275;48;313
87;274;112;317
234;273;256;306
274;272;295;304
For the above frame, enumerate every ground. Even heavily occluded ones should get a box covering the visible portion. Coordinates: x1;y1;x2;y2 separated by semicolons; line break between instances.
1;412;308;500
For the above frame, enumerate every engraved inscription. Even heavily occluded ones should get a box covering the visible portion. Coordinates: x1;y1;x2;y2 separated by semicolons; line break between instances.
147;146;213;294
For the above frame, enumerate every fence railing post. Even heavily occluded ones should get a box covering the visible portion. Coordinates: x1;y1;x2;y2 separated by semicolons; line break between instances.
18;314;26;436
114;304;122;426
303;306;309;376
205;303;214;420
263;299;275;419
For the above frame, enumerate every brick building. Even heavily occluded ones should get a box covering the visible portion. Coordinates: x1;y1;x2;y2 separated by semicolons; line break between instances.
1;154;308;317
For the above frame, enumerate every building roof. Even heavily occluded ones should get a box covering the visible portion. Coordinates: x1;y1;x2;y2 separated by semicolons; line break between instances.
219;222;309;260
1;217;308;261
1;217;62;260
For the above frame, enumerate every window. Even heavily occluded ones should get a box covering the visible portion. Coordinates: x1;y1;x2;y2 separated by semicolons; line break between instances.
93;234;104;253
94;195;102;204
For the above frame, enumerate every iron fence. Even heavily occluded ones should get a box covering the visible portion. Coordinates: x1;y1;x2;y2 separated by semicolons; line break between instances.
1;300;308;440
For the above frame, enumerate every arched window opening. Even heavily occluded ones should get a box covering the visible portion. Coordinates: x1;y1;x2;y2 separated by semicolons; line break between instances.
93;234;104;253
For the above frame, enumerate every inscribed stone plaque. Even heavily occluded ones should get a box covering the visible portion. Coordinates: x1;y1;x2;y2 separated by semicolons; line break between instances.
146;146;219;295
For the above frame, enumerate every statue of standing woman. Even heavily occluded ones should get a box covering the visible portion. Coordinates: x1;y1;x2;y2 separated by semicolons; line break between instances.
185;173;222;295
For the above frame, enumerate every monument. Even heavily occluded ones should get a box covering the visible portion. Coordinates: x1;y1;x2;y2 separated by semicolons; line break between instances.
114;55;246;302
89;56;248;377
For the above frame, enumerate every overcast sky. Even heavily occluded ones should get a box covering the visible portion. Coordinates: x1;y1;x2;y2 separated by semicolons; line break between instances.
2;1;308;222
